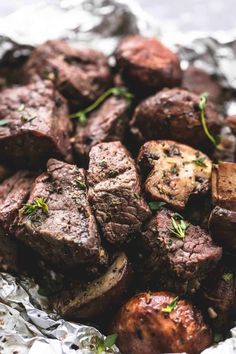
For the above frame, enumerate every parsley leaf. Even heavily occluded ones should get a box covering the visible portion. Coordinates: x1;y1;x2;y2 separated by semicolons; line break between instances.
161;296;179;313
94;334;117;353
192;156;207;168
23;197;49;216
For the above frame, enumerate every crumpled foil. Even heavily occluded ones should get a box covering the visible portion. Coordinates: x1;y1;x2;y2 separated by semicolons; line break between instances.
0;1;235;353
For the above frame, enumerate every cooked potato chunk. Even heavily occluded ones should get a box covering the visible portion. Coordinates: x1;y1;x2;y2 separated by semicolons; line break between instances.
112;291;212;354
54;252;132;320
138;140;212;210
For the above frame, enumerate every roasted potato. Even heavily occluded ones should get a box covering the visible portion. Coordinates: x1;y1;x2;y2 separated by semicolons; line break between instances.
138;140;212;210
54;252;133;320
112;291;212;354
130;88;222;147
115;35;182;94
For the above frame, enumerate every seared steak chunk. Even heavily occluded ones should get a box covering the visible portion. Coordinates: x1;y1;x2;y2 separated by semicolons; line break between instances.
16;159;104;269
115;36;182;94
212;162;236;211
138;140;212;210
87;141;151;244
0;80;72;168
130;88;222;147
23;40;111;105
142;208;222;294
0;171;34;272
202;264;236;331
209;206;236;251
74;96;130;161
54;252;133;320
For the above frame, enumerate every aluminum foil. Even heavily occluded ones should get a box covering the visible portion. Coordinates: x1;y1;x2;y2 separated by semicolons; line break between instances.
0;1;236;353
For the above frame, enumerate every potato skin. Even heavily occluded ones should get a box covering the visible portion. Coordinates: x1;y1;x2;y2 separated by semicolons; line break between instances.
130;88;222;147
115;36;182;94
112;291;212;354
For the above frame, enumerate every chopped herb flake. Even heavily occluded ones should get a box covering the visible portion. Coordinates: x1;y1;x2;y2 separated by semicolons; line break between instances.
76;180;86;190
0;119;9;127
23;197;49;216
148;201;166;211
168;214;189;240
191;156;207;168
161;296;179;313
94;334;117;354
70;86;133;125
222;273;233;282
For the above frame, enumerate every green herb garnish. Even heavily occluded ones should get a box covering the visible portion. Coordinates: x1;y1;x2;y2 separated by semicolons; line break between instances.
76;180;86;190
199;92;218;146
0;119;9;127
148;201;166;211
222;272;233;282
214;333;223;343
161;296;179;313
94;334;117;354
23;197;49;216
168;214;189;240
192;156;207;168
70;87;133;125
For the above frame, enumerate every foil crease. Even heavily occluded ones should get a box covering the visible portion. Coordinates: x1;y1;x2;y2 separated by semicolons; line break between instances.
0;1;235;353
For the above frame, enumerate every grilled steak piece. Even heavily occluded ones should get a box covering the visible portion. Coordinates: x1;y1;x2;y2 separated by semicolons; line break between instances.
202;264;236;331
182;66;222;104
209;206;236;251
142;208;222;294
16;159;105;269
23;40;111;105
130;88;222;147
87;141;151;244
0;171;34;272
112;291;212;354
212;162;236;211
0;80;72;168
74;96;130;161
138;140;212;210
115;36;182;95
54;252;133;320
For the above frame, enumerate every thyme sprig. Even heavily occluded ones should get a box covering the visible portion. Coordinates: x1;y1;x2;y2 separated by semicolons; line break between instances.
161;296;179;314
168;214;189;240
199;92;218;147
70;87;133;125
23;197;49;216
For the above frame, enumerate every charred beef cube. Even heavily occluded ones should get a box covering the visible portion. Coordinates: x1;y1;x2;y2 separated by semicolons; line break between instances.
23;40;111;105
138;140;212;210
0;171;34;272
54;252;133;320
87;141;151;244
142;208;222;294
0;80;72;168
182;66;222;104
73;96;130;161
130;88;222;147
112;291;212;354
212;162;236;211
115;36;182;95
202;264;236;331
209;206;236;251
16;159;105;269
